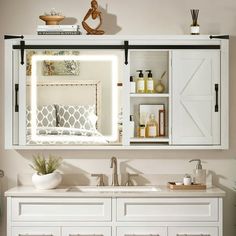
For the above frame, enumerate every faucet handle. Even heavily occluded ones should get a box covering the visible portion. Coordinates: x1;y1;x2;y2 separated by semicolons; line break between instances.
91;174;105;186
125;173;139;186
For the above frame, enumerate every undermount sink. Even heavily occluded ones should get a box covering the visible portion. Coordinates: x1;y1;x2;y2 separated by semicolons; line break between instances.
67;185;161;192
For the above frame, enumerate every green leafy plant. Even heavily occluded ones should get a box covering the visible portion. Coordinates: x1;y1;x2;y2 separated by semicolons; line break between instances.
30;154;62;175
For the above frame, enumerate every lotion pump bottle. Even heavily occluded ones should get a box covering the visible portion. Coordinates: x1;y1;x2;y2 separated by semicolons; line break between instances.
145;70;154;93
130;115;135;138
189;159;206;185
136;70;145;93
130;76;136;94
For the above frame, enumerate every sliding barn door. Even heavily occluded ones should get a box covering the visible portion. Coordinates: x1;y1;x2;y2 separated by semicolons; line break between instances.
172;50;220;145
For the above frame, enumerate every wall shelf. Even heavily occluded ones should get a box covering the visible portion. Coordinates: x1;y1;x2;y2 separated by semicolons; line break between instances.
130;93;169;98
130;137;169;143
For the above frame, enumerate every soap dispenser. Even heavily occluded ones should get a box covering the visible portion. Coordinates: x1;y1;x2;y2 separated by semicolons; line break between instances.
145;70;154;93
136;70;145;93
130;76;136;94
189;159;206;185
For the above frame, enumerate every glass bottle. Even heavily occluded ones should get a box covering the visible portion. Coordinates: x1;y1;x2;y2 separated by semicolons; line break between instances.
146;114;158;138
136;70;145;93
145;70;154;93
139;124;146;138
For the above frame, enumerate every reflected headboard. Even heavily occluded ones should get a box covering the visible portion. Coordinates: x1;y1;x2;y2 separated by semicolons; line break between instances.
26;80;101;131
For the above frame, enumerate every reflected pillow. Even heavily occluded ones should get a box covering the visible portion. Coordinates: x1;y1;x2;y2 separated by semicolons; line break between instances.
26;105;57;127
55;104;97;131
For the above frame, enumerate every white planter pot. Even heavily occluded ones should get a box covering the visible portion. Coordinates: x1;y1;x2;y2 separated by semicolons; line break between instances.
32;172;62;190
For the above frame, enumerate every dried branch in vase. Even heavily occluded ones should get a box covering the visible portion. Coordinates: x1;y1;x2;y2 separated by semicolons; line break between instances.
190;9;199;26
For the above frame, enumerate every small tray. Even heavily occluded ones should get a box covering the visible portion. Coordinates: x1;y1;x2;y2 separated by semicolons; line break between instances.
168;182;206;190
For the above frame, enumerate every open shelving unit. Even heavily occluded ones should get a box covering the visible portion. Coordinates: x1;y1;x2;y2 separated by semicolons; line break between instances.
127;50;171;146
130;93;169;98
130;137;170;143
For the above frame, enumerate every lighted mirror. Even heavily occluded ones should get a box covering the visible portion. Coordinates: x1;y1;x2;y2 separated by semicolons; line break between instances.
25;50;123;145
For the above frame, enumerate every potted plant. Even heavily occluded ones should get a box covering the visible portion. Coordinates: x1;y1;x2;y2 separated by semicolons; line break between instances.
30;154;62;190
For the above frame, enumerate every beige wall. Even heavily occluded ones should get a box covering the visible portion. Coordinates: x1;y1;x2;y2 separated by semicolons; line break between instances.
0;0;236;235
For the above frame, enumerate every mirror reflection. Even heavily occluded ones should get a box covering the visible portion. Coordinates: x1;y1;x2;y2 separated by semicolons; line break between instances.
26;50;123;145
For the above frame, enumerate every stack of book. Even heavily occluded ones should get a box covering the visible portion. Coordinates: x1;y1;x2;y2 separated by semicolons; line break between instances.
37;25;82;35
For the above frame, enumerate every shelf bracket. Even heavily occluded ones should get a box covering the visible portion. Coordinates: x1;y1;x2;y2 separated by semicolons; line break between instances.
124;40;129;65
4;35;24;40
209;35;229;40
20;40;25;65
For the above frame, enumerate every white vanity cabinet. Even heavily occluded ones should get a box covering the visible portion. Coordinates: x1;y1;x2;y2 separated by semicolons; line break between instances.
4;35;229;149
6;191;224;236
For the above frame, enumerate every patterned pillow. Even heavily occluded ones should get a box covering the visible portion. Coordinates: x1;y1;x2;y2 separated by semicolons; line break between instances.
55;104;96;131
26;105;57;127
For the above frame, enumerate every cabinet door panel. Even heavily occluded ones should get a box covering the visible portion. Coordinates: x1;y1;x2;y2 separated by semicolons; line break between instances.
168;226;218;236
117;226;167;236
117;198;218;222
62;227;111;236
172;50;220;145
12;227;60;236
12;197;111;222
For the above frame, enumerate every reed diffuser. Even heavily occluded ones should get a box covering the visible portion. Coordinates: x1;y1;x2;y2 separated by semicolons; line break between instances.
190;9;200;35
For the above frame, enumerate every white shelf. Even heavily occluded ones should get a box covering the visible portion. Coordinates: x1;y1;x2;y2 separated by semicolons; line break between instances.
130;137;169;143
130;93;169;98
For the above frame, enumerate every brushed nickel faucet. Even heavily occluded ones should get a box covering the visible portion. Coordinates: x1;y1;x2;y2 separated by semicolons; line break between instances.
110;156;119;186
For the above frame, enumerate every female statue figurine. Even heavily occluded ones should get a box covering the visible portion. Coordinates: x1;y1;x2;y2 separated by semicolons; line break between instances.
82;0;105;35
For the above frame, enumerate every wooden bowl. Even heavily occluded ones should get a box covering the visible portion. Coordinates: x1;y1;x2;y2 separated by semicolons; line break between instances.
39;15;65;25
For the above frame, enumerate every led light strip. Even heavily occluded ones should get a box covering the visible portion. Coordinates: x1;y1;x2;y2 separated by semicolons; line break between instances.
31;54;118;143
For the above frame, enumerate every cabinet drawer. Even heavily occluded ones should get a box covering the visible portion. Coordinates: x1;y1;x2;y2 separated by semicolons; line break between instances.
12;227;60;236
12;197;111;222
168;226;218;236
62;227;111;236
117;198;218;222
117;226;167;236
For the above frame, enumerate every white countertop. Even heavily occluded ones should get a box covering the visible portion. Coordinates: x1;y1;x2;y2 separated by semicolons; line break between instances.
5;185;225;198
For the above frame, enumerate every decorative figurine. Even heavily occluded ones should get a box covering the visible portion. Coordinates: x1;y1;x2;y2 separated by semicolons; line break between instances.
82;0;105;35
